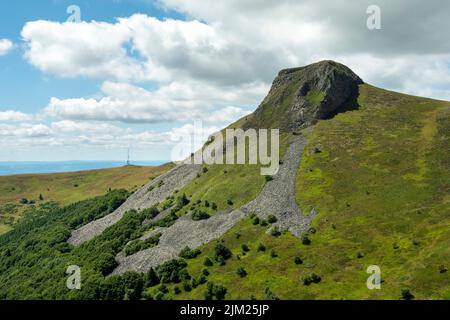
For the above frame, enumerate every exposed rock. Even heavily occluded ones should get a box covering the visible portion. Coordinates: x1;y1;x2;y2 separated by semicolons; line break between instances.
111;135;314;275
67;163;202;246
244;60;363;131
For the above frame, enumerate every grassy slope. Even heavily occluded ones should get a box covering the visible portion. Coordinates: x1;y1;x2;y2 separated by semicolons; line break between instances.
174;132;292;217
153;84;450;300
0;164;173;234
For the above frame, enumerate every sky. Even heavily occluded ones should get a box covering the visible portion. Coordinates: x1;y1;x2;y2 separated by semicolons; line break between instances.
0;0;449;161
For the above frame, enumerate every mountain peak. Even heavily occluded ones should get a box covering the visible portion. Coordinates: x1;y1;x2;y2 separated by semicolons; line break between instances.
244;60;364;131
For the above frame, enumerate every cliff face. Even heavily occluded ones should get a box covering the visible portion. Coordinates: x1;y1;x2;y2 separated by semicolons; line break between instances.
244;60;363;131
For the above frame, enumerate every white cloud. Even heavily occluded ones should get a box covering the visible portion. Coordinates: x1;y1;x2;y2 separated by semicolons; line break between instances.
44;80;264;125
0;110;33;122
0;39;13;56
21;20;147;81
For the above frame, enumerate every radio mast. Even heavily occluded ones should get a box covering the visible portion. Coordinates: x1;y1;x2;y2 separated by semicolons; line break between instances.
127;148;130;166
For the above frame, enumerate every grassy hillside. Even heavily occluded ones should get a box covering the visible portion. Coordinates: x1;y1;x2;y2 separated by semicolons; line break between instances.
0;84;448;300
0;164;173;235
146;84;450;300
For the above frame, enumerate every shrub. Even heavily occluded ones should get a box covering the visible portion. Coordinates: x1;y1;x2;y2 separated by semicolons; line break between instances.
270;249;278;258
439;265;448;273
213;243;232;263
294;256;303;265
19;198;29;205
39;194;44;201
198;275;207;285
203;257;213;267
211;203;218;210
260;219;268;226
202;167;208;173
204;282;227;300
146;267;160;287
183;281;192;292
265;176;274;182
257;243;266;252
202;268;210;276
227;199;234;206
303;273;321;285
176;193;190;209
270;227;281;237
241;244;250;252
252;216;260;225
204;200;210;208
267;215;277;223
179;246;201;259
401;288;414;300
301;234;311;245
156;259;188;284
236;267;247;278
192;210;210;221
173;286;181;294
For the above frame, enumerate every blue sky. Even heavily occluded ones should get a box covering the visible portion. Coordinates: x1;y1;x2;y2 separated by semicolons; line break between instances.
0;0;449;161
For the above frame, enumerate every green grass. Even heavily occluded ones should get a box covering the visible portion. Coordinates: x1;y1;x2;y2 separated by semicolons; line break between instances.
306;90;325;107
294;84;450;299
0;164;173;234
154;84;450;300
176;133;292;217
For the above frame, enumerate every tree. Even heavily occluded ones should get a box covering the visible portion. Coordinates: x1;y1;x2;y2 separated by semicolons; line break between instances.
39;194;44;201
204;282;227;300
146;267;160;287
241;244;250;252
213;243;232;262
294;256;303;265
204;257;213;267
267;215;277;223
179;246;201;259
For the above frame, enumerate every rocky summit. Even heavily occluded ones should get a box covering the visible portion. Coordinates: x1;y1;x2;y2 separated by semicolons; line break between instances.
244;60;364;131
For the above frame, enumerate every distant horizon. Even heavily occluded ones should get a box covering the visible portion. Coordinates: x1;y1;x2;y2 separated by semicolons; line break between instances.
0;160;169;176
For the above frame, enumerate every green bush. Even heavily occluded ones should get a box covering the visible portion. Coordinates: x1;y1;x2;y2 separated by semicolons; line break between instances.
267;215;277;223
401;288;414;300
294;256;303;265
303;273;321;285
192;210;210;221
204;282;227;300
204;257;213;266
236;267;247;278
213;243;232;263
257;243;266;252
179;246;201;259
270;226;281;237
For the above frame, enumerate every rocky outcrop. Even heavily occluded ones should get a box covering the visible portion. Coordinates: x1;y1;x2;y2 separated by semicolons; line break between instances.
244;60;363;131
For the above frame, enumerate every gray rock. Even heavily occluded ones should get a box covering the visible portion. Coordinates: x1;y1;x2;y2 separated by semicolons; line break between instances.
67;163;202;246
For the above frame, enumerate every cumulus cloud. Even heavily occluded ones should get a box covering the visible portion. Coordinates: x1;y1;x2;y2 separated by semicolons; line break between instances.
44;80;263;125
0;110;33;122
10;1;450;159
0;39;13;56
